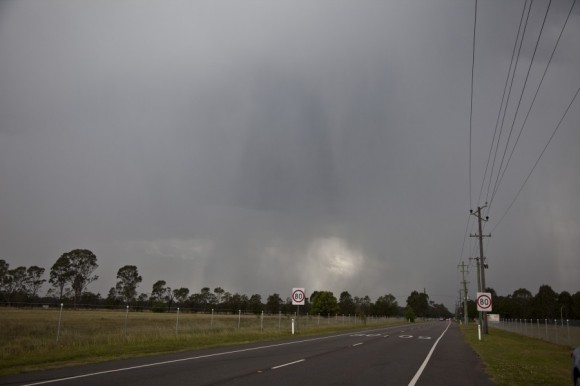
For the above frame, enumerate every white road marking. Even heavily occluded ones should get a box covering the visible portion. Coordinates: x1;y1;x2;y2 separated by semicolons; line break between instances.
271;359;305;369
407;322;451;386
21;325;410;386
352;342;363;347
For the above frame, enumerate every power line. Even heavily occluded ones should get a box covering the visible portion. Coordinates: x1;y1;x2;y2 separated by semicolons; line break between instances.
477;0;530;206
490;0;577;210
492;86;580;233
489;0;553;209
485;0;534;205
469;0;478;210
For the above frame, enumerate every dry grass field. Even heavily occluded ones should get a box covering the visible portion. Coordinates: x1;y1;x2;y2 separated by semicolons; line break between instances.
0;308;399;375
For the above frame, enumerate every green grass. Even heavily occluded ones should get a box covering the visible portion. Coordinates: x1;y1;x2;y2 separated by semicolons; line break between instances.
460;323;573;386
0;308;403;375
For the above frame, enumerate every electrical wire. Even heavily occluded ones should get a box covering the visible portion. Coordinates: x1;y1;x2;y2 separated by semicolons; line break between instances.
469;0;478;210
490;0;577;211
476;0;530;207
489;0;553;209
485;0;534;206
491;86;580;233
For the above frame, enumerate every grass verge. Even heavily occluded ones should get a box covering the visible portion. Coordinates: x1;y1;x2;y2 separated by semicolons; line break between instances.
460;323;572;386
0;309;405;376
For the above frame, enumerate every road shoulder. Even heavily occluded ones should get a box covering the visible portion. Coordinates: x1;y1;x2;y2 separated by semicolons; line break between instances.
417;322;495;386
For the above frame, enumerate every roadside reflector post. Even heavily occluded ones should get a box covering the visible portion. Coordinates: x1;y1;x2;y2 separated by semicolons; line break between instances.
291;318;295;335
478;324;481;341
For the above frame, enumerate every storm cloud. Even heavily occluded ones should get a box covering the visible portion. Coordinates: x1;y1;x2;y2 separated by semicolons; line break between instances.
1;0;579;308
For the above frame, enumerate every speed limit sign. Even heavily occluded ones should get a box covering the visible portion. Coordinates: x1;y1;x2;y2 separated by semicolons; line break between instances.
476;292;492;312
291;288;305;305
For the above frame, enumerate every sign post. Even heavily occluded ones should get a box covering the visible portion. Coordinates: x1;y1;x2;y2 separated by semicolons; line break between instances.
477;292;492;336
291;288;305;333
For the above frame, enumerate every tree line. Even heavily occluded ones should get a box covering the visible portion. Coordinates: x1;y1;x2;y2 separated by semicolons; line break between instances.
459;285;580;321
19;248;580;320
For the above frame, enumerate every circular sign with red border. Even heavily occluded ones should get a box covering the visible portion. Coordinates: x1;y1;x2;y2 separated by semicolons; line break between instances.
476;292;492;312
291;288;305;305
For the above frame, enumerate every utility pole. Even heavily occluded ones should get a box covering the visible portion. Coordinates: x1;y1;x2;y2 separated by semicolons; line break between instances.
458;261;469;325
470;204;491;334
469;256;481;328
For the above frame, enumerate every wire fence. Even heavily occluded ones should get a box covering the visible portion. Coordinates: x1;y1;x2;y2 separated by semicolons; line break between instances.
0;306;403;351
490;318;580;348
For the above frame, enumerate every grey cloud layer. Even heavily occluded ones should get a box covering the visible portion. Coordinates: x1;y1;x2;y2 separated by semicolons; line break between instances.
1;0;578;305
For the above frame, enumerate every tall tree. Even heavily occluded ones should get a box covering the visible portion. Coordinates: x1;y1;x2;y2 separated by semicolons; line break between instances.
571;291;580;320
375;294;398;316
512;288;533;319
355;295;372;316
24;266;46;300
338;291;355;315
1;265;27;304
49;255;73;301
248;294;263;314
534;284;558;318
50;250;98;306
557;291;573;321
151;280;168;301
214;287;225;306
310;291;339;315
67;249;99;307
0;260;8;282
173;287;190;307
406;290;429;317
229;293;249;312
266;293;283;313
115;265;142;304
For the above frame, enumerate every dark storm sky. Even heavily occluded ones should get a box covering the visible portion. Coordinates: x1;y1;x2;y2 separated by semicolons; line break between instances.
1;0;579;308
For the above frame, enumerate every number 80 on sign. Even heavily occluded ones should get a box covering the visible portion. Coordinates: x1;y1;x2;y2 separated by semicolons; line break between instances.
292;288;305;305
476;292;492;312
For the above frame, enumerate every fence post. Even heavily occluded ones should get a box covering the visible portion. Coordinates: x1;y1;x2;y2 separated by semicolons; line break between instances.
124;305;129;337
175;307;180;337
567;319;571;345
56;303;63;342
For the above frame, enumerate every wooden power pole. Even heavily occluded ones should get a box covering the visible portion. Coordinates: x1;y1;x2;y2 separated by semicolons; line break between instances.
470;205;491;334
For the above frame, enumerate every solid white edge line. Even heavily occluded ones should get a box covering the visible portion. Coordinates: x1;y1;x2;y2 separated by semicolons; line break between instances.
407;322;451;386
271;359;305;370
22;324;409;386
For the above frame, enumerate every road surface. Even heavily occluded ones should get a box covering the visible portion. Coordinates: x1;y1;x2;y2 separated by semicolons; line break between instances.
1;321;494;386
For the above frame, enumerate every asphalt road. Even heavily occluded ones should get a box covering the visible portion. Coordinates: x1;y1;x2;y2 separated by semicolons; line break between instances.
1;321;494;386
